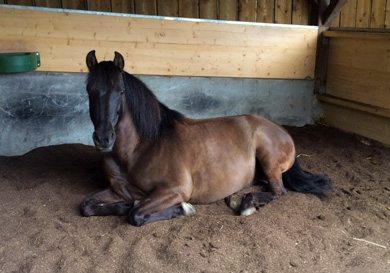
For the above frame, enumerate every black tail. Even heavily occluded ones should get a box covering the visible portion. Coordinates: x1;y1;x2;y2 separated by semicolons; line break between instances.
282;158;332;197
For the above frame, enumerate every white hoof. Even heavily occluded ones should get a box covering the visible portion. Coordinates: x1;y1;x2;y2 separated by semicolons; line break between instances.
181;202;196;216
240;207;256;216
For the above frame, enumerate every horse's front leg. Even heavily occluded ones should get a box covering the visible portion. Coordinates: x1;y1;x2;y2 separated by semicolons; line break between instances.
80;188;133;216
80;154;134;217
128;188;195;227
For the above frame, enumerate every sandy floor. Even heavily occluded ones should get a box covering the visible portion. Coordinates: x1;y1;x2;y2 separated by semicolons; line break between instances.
0;125;389;273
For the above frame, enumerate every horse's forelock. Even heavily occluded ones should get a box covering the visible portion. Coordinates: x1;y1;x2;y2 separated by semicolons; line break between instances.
87;61;122;91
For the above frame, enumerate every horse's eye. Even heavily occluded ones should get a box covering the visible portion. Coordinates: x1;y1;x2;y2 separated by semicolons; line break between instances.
120;90;124;95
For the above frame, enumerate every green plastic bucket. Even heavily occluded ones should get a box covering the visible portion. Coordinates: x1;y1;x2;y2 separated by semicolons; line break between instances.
0;52;41;73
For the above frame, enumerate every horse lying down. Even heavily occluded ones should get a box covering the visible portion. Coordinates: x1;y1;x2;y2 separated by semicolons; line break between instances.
80;51;331;227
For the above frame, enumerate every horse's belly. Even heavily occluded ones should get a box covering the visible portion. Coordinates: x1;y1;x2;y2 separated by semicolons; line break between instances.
189;158;256;204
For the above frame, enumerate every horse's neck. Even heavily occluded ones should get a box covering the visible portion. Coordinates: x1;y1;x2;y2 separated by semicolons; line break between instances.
112;104;144;165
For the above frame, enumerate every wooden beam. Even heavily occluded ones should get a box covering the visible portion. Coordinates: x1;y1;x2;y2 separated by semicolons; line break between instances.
0;7;317;79
318;94;390;119
326;34;390;109
323;30;390;39
314;0;348;93
321;0;348;27
323;103;390;145
313;27;329;93
313;0;329;93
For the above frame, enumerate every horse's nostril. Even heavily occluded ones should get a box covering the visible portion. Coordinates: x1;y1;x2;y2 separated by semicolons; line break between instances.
93;131;115;149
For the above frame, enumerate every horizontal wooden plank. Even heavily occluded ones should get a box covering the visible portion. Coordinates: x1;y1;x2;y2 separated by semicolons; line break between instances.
318;94;390;119
324;30;390;39
323;29;390;145
323;103;390;145
0;7;317;79
326;36;390;109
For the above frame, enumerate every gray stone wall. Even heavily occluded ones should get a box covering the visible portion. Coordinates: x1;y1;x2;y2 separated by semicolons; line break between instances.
0;72;322;156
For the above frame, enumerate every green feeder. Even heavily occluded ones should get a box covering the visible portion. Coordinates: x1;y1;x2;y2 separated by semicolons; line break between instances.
0;52;41;74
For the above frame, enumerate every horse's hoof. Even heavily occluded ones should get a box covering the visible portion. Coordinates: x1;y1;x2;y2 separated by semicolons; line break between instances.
128;209;148;227
240;207;256;216
80;199;96;217
181;202;196;216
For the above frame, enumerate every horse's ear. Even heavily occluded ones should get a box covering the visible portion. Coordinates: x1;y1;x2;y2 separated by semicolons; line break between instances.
113;51;124;70
86;50;98;70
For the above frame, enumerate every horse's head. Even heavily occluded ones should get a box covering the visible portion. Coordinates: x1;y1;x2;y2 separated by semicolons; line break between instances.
86;50;125;152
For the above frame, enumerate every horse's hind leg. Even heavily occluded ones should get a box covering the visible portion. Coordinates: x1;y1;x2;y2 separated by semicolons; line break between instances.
239;168;287;216
80;188;133;217
239;192;277;215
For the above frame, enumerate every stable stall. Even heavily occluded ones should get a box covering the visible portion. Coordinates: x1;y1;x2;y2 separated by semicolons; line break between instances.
0;1;390;273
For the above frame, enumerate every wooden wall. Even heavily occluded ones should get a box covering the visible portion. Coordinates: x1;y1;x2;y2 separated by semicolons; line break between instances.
2;0;390;28
318;31;390;145
0;0;310;24
332;0;390;28
0;6;317;79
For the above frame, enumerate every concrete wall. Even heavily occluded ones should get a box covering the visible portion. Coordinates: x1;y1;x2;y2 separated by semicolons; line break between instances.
0;72;322;156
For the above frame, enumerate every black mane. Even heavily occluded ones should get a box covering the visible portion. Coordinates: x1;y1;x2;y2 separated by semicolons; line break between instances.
122;71;184;141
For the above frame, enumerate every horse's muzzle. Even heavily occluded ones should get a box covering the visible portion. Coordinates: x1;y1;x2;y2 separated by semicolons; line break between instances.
92;131;116;152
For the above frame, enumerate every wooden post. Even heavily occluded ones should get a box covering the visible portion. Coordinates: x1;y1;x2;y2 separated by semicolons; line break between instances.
313;0;348;94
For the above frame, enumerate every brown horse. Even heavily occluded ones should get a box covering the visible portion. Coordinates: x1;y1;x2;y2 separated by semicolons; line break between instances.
80;51;331;226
